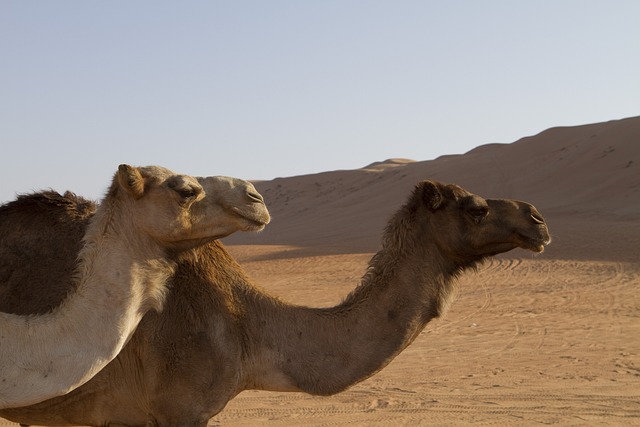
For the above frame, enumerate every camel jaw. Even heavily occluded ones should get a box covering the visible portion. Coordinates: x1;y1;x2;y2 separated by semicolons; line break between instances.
519;234;552;253
530;242;547;253
231;206;271;232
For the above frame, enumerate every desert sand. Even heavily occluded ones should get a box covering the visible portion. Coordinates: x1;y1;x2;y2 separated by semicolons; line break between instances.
2;117;639;425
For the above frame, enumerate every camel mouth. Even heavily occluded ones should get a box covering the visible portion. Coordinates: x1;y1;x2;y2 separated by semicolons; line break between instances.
243;218;269;231
531;243;546;253
520;235;551;253
231;207;270;231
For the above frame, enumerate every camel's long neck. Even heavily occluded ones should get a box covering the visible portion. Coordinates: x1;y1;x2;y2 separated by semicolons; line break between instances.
72;200;172;316
0;199;172;409
241;212;462;395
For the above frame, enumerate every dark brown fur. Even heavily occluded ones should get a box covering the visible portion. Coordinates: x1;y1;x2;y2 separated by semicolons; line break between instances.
0;192;96;314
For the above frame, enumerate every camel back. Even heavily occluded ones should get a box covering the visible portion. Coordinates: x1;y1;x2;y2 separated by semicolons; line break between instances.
0;191;96;315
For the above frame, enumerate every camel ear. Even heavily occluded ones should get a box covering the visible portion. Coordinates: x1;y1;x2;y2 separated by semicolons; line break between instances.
418;180;444;211
117;164;145;199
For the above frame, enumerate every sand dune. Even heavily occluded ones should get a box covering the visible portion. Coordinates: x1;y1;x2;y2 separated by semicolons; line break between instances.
227;116;640;261
225;117;639;425
1;117;638;426
219;117;639;425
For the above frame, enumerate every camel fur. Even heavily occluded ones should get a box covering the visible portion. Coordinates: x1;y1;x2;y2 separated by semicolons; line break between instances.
0;165;269;409
0;180;549;425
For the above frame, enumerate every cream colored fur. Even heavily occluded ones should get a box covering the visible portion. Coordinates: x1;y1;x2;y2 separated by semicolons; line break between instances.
0;165;269;409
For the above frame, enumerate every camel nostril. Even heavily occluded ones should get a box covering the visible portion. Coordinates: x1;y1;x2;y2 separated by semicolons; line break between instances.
531;213;544;224
247;191;264;203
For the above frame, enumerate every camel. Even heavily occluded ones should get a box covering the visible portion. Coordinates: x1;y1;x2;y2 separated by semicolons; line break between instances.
0;180;550;426
0;164;270;409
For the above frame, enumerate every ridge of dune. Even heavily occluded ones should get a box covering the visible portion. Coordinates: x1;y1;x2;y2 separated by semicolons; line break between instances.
361;158;416;171
225;116;640;260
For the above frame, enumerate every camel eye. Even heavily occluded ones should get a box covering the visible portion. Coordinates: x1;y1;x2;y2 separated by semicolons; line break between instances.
176;187;199;200
168;179;201;200
468;206;489;223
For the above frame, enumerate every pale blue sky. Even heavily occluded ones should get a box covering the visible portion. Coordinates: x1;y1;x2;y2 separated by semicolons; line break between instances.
1;1;639;203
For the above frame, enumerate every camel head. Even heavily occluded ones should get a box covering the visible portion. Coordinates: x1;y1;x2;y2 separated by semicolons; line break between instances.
111;165;270;250
407;180;550;263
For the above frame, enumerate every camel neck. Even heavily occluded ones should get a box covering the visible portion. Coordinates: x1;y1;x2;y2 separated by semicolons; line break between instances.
242;216;462;396
73;204;172;313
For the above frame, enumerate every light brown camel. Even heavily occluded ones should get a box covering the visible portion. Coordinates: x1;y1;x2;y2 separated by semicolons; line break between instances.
0;165;270;409
0;180;550;426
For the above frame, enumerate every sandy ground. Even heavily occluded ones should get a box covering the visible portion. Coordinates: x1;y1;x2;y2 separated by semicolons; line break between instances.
206;118;640;426
201;244;639;427
2;247;638;426
1;117;638;425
